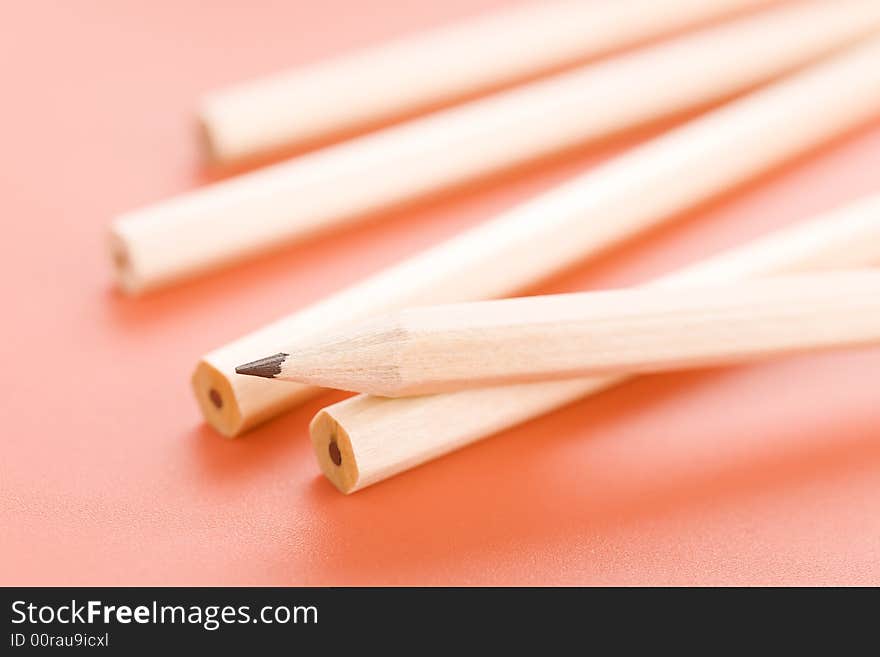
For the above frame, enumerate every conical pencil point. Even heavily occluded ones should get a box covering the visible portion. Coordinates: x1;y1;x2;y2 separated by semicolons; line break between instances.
235;353;289;378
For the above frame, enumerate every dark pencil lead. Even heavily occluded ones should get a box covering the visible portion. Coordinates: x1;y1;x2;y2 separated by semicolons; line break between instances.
235;353;290;378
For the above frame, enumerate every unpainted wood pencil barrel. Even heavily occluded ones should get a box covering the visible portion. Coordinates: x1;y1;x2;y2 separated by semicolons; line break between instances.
112;0;880;294
310;193;880;493
239;272;880;396
193;36;880;437
198;0;776;163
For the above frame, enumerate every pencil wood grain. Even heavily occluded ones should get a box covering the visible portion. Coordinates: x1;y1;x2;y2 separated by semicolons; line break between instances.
309;194;880;493
248;272;880;396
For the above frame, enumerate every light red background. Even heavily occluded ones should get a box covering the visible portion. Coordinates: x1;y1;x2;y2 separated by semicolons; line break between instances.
2;1;880;585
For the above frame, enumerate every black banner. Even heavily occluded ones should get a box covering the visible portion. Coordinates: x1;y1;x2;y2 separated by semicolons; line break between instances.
1;587;874;651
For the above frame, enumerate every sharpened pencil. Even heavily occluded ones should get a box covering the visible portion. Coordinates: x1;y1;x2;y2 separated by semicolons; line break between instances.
112;0;880;294
307;194;880;493
193;36;880;438
238;272;880;396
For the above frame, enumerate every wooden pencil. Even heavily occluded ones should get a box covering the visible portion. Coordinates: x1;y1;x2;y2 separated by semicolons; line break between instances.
237;271;880;396
309;194;880;493
198;0;775;163
194;37;880;438
111;0;880;295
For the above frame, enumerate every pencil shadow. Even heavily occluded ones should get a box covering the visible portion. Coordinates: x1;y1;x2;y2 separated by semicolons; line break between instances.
185;388;350;486
286;362;880;584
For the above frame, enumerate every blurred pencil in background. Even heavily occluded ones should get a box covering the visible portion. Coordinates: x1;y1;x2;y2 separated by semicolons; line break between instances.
309;194;880;493
194;35;880;437
199;0;776;163
110;0;880;295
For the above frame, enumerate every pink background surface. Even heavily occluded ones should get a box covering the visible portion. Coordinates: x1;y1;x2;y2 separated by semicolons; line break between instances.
2;1;880;585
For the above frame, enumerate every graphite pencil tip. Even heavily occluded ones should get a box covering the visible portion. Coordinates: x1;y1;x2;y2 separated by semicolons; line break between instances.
235;353;289;378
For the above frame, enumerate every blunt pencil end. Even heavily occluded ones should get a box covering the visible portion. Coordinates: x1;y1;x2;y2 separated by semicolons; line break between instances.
235;353;289;378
